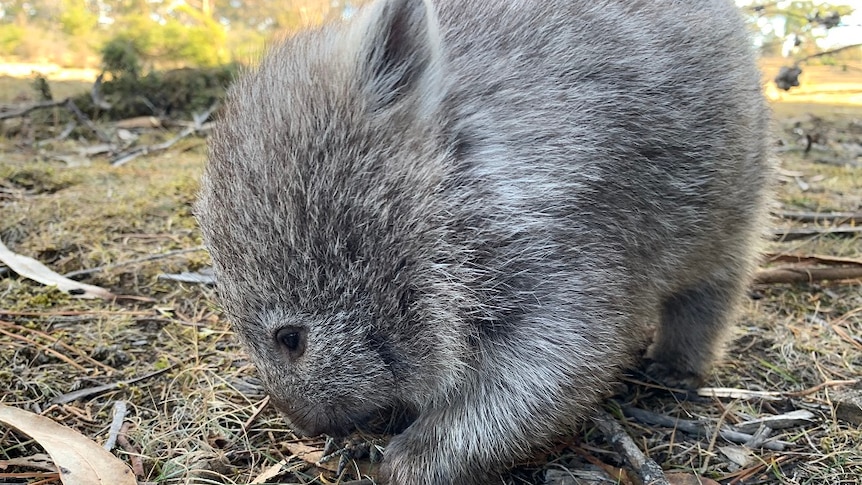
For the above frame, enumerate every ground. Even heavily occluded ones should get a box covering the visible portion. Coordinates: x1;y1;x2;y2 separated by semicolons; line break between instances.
0;63;860;485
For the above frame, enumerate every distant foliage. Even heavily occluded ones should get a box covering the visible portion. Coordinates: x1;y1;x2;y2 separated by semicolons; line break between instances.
107;11;228;69
73;64;239;120
58;0;98;38
0;25;25;55
101;37;143;79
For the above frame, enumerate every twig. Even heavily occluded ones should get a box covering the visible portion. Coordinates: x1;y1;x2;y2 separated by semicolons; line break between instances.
764;253;862;267
239;396;271;438
91;72;112;111
0;98;69;120
726;455;792;485
593;411;669;485
754;266;862;284
110;126;196;166
63;246;206;279
733;410;816;433
829;323;862;351
773;210;862;224
785;380;859;398
64;98;112;143
796;43;862;64
772;226;862;241
0;310;154;317
622;407;791;451
117;422;145;477
743;425;773;449
103;401;128;451
110;103;217;166
51;365;176;405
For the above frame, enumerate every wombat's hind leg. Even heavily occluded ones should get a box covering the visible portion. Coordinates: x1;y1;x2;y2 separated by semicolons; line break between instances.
646;274;747;389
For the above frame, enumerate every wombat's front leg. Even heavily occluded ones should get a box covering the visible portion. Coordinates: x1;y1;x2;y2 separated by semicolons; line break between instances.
379;323;624;484
647;269;751;389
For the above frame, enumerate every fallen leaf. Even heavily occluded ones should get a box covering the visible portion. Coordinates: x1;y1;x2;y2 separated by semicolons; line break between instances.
718;445;756;468
0;239;115;299
0;404;135;485
280;440;378;478
281;441;336;472
251;459;288;484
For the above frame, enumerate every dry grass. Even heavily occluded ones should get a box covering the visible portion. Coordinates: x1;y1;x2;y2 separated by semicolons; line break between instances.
0;75;92;104
1;76;861;484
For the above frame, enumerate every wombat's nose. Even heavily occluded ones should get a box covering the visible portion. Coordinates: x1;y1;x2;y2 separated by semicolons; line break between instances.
275;326;307;361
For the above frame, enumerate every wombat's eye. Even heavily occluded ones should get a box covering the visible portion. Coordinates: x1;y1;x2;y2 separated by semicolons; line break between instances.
275;326;307;359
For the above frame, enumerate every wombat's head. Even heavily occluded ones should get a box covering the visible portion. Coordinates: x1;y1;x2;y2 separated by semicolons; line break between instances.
196;0;471;436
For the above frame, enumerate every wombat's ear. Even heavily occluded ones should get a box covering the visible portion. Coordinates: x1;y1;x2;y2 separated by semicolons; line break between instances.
357;0;444;112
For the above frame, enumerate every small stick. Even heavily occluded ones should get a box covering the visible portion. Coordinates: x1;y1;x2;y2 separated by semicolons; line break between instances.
0;309;153;317
754;266;862;284
0;99;69;120
785;379;859;398
764;253;862;267
593;411;669;485
622;407;790;452
240;396;271;438
64;98;112;143
743;426;773;449
51;365;175;405
772;226;862;241
117;422;145;477
103;401;128;451
773;210;862;224
110;103;216;166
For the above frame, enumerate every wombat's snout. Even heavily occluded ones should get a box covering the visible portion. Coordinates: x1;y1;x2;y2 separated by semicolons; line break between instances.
275;326;307;361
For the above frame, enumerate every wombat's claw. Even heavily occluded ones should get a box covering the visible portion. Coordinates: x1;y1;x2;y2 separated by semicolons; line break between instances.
318;435;385;474
336;453;350;476
369;442;384;463
642;358;705;392
321;436;337;458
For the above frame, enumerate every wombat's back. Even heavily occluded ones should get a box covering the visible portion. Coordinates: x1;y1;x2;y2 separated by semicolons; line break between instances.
436;0;770;293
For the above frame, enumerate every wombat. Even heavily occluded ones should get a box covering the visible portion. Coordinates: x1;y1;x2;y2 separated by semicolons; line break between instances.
196;0;772;483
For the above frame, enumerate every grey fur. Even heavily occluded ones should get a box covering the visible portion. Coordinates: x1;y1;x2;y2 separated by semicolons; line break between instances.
196;0;772;483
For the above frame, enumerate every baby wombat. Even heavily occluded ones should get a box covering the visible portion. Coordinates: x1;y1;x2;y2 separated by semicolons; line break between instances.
196;0;771;483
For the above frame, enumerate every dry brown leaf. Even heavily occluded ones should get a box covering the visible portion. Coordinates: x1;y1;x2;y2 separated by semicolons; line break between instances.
0;404;135;485
280;440;378;478
251;459;289;484
282;441;337;472
0;239;115;299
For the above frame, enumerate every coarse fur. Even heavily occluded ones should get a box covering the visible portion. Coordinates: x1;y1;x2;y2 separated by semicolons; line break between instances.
195;0;772;483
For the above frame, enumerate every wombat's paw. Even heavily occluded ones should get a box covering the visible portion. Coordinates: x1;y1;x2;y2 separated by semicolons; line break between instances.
642;358;706;391
318;435;385;477
377;432;489;485
377;437;437;485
